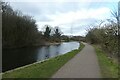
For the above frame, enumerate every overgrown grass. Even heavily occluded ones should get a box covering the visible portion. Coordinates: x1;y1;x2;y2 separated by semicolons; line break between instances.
2;43;85;78
93;45;118;78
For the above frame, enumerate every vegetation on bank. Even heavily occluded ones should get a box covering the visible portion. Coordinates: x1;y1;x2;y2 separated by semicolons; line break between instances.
86;25;118;58
2;43;85;78
93;45;118;78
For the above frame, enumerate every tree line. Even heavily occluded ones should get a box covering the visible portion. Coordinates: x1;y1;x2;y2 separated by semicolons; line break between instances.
85;11;119;58
2;2;62;49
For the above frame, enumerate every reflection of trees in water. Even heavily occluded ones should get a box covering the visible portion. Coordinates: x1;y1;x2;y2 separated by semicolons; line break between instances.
45;46;50;59
55;45;60;55
37;47;46;61
3;47;39;72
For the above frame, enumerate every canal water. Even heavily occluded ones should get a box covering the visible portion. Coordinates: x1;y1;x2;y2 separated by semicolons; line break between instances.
2;41;80;72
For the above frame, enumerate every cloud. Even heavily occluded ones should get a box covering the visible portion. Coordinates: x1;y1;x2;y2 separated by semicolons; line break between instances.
37;7;111;27
48;7;110;23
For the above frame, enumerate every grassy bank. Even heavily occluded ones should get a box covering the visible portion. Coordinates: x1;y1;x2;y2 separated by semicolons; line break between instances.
93;45;118;78
2;43;85;78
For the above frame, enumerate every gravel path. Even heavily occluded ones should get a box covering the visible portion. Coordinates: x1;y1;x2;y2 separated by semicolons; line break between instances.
52;42;101;78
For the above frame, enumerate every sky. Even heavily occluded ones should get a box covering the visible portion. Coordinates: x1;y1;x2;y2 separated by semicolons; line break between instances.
4;0;119;36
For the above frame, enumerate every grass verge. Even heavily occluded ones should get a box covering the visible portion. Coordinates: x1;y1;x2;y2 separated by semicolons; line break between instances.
2;42;85;78
93;45;118;78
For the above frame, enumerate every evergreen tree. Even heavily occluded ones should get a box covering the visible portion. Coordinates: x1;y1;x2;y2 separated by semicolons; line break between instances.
44;25;51;40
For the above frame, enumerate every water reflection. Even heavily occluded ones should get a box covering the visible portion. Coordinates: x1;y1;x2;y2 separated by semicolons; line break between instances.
3;42;79;72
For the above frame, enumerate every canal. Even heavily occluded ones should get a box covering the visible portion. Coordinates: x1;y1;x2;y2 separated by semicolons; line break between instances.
3;41;80;72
